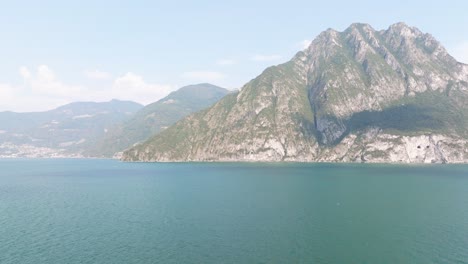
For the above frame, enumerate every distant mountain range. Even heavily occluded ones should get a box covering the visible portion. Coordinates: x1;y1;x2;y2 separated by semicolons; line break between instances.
0;84;229;158
122;23;468;163
0;100;143;157
2;23;467;163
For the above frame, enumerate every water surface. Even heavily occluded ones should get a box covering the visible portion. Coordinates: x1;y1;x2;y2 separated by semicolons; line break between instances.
0;159;467;263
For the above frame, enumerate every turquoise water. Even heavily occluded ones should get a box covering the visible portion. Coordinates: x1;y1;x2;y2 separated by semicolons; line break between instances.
0;159;467;263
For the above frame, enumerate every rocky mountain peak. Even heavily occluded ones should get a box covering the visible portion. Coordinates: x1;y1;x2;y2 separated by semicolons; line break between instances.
347;22;373;31
386;22;422;36
122;23;468;164
380;22;456;67
304;28;341;53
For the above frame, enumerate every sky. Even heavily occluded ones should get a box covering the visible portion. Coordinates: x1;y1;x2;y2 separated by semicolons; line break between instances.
0;0;467;112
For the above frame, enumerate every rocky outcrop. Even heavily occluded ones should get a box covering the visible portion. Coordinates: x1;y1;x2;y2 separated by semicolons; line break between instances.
316;130;468;163
122;23;468;163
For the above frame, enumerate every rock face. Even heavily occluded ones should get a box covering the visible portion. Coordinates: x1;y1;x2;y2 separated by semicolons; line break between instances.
122;23;468;163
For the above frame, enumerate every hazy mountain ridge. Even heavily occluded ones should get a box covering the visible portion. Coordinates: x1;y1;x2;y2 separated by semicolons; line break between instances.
87;83;230;157
122;23;468;163
0;100;143;157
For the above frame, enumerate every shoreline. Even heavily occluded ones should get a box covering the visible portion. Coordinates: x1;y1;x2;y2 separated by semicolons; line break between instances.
2;157;466;166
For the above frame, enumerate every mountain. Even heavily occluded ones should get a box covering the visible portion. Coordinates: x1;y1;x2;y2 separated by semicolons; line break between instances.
0;100;143;157
88;83;230;157
122;23;468;163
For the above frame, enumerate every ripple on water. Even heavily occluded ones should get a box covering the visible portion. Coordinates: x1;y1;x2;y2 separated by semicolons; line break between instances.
0;160;467;263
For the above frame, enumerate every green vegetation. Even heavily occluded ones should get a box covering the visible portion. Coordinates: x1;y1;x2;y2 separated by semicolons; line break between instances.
0;100;144;155
122;23;468;162
89;84;229;157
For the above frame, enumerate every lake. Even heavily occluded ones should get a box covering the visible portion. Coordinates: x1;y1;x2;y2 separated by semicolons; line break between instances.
0;159;467;263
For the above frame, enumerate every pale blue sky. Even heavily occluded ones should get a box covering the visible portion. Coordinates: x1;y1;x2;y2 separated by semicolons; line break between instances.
0;0;467;111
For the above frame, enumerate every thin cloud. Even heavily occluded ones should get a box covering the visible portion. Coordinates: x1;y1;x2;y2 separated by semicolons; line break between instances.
251;54;283;62
112;72;175;104
0;65;85;111
21;65;84;97
19;66;31;79
0;65;175;112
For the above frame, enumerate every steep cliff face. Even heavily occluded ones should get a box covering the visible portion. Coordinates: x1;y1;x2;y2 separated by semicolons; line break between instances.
122;23;468;163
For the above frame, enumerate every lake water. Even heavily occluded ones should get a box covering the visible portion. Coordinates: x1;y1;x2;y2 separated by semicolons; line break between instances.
0;159;467;263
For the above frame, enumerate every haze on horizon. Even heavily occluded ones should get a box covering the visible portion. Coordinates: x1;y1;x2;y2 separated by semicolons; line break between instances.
0;0;467;112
